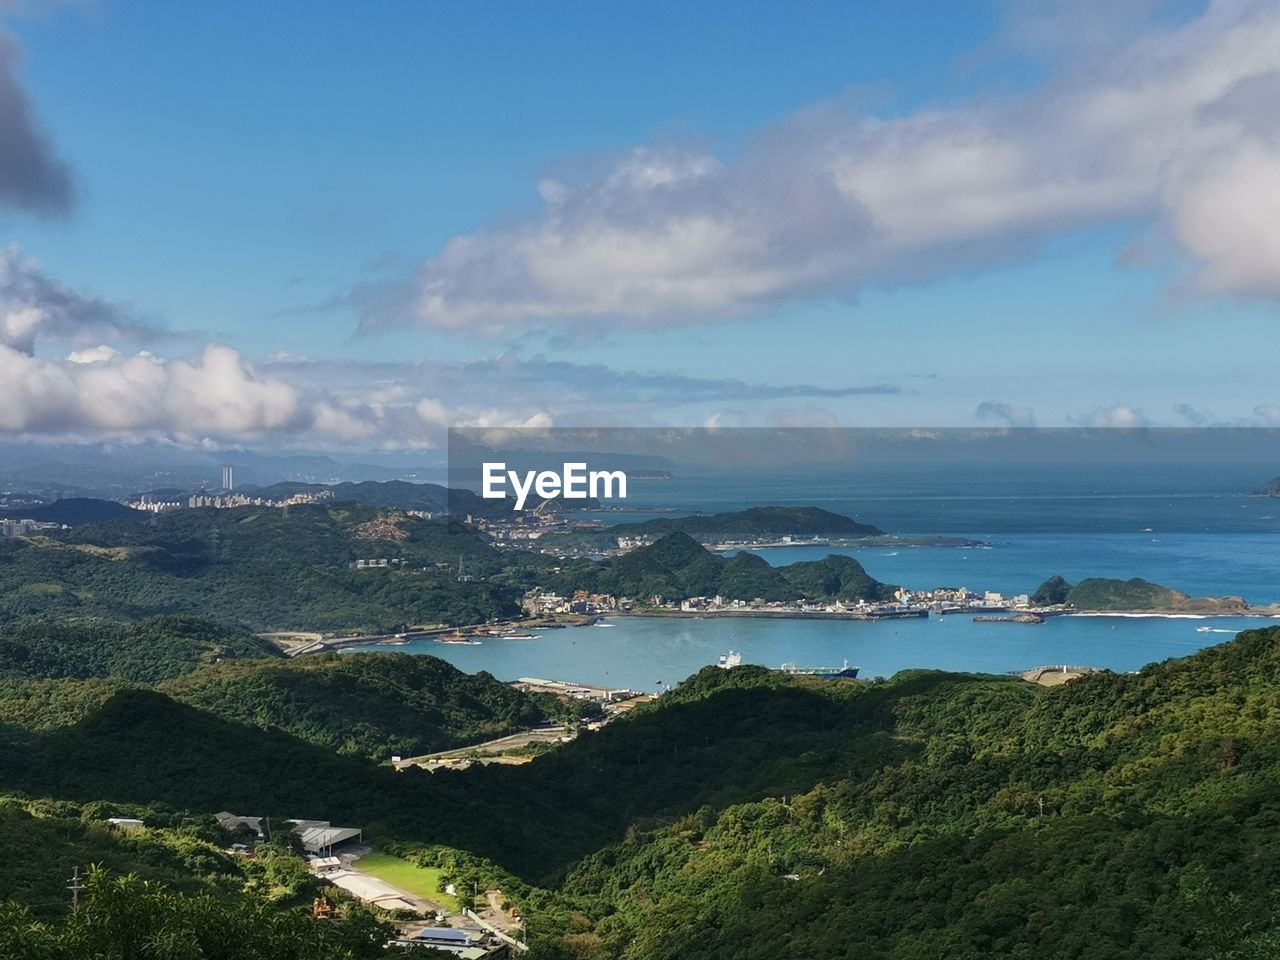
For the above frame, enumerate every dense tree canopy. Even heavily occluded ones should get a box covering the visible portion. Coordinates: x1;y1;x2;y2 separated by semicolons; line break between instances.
0;505;527;631
544;532;897;602
5;604;1280;957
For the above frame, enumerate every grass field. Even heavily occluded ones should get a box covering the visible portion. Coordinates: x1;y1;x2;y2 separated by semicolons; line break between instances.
352;853;460;910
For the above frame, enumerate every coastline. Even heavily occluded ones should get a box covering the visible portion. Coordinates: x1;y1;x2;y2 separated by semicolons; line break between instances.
605;606;1280;622
1064;610;1280;619
279;605;1280;660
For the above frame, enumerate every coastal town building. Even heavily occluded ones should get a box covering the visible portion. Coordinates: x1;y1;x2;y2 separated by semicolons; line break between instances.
0;518;38;537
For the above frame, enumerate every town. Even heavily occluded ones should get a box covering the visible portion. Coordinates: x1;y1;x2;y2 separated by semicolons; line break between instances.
520;585;1041;621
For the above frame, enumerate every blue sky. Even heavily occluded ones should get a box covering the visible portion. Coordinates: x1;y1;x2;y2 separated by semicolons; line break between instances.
1;0;1278;445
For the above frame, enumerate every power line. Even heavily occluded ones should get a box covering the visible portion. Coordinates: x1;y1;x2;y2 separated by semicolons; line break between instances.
66;866;84;909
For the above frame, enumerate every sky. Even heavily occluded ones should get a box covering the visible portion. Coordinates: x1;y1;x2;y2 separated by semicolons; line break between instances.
1;0;1279;449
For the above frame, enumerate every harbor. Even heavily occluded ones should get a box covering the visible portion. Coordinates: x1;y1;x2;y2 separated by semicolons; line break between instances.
342;611;1269;694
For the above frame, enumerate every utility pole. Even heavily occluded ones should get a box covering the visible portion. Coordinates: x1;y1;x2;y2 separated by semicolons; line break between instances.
66;866;84;909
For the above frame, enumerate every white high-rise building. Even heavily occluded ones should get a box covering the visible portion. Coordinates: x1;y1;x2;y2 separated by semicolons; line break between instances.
221;465;234;491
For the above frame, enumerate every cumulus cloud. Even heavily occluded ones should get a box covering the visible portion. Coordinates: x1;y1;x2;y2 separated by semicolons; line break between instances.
975;401;1037;427
366;0;1280;334
1070;403;1151;429
0;246;158;353
0;343;897;447
0;336;570;447
0;33;72;215
0;344;303;436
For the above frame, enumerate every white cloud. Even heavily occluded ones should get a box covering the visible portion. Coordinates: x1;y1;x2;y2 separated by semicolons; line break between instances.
1070;403;1151;428
975;401;1037;427
0;245;157;352
66;344;120;364
0;330;565;446
0;343;303;436
1170;145;1280;297
368;0;1280;334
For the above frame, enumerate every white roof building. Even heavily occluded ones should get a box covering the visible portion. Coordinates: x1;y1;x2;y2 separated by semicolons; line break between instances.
295;824;363;854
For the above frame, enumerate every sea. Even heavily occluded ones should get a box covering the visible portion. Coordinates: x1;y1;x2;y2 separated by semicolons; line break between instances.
349;461;1280;691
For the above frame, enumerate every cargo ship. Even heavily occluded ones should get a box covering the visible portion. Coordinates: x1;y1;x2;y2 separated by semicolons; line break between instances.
779;659;860;679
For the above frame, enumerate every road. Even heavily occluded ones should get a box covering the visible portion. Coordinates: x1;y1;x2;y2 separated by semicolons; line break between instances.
396;726;568;767
281;626;458;657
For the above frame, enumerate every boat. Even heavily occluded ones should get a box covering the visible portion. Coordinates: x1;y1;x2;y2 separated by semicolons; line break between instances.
717;650;743;669
779;659;860;680
497;632;539;640
436;632;482;645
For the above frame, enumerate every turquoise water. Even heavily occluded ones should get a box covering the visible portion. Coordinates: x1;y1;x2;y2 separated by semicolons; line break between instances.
742;533;1280;606
357;613;1274;692
385;459;1280;688
352;529;1279;689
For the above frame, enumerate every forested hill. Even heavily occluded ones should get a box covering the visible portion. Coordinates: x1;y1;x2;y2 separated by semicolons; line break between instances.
0;618;587;761
0;497;142;526
0;502;530;631
613;505;884;540
6;628;1280;956
0;616;279;683
1032;574;1253;612
5;629;1280;955
161;652;592;760
543;531;898;602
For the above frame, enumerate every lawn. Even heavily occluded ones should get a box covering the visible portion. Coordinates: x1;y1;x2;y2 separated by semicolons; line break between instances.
352;853;460;910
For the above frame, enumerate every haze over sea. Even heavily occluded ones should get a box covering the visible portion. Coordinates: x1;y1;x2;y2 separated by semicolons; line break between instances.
359;461;1280;690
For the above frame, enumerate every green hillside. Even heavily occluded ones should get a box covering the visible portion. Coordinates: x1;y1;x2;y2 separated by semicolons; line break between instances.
522;628;1280;958
1066;576;1183;609
780;553;900;602
0;616;279;683
0;497;143;526
0;812;392;956
6;626;1280;957
544;532;896;602
1031;573;1073;605
162;652;593;760
1040;576;1250;612
0;504;526;631
0;619;583;763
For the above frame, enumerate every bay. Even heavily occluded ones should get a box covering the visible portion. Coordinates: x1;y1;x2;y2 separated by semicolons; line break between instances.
360;612;1275;693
